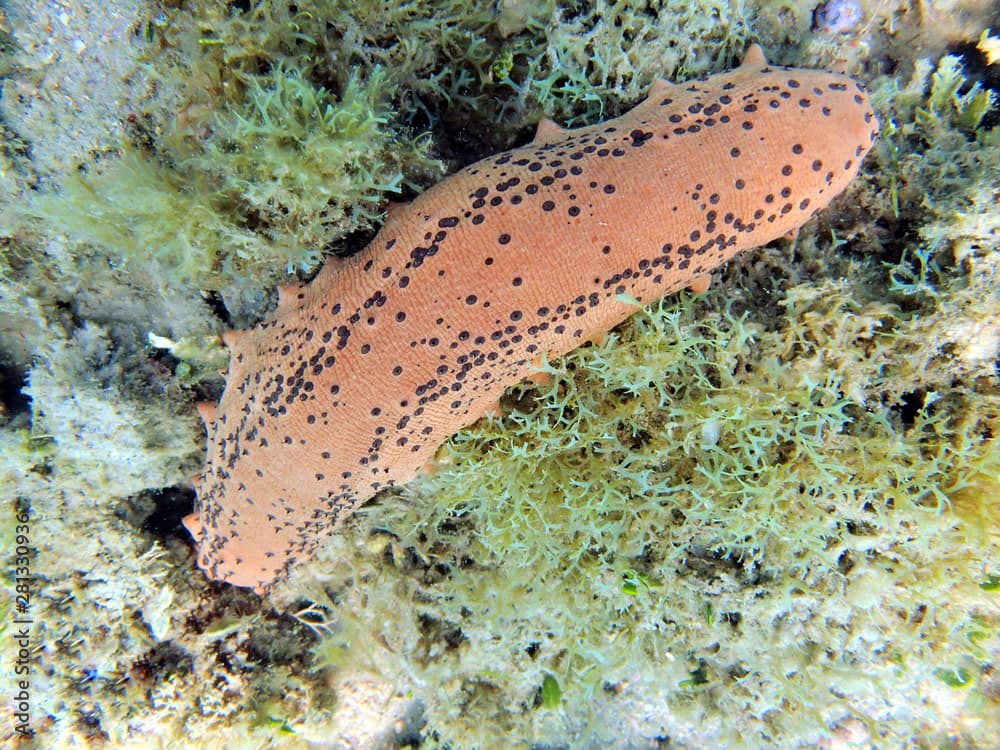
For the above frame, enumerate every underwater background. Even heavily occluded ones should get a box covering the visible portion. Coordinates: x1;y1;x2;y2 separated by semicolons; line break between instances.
0;0;998;747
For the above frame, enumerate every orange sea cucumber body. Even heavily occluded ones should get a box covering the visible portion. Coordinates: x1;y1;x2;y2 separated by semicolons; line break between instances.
185;46;878;592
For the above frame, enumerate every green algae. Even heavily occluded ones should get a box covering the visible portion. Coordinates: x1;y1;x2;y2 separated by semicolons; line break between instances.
29;62;442;292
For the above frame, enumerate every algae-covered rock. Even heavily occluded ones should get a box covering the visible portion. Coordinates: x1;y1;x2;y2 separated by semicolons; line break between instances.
0;0;996;747
26;323;200;498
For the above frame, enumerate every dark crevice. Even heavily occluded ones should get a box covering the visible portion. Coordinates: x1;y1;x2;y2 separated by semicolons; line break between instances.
0;360;30;418
137;487;196;539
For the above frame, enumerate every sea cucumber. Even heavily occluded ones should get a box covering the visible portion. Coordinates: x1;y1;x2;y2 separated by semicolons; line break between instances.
183;45;879;592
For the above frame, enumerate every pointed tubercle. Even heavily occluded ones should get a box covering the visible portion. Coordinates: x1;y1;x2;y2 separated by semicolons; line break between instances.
532;117;567;145
741;43;767;68
276;282;305;314
648;79;676;98
687;275;712;294
221;329;244;349
182;511;204;542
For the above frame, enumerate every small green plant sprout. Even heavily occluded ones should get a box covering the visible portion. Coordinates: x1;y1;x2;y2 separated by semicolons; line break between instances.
979;573;1000;592
964;625;994;661
540;674;561;709
267;717;297;735
702;601;715;627
933;665;974;689
620;568;652;597
252;708;297;736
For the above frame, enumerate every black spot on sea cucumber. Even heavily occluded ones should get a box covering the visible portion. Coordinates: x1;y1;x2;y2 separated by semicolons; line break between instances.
629;129;653;146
